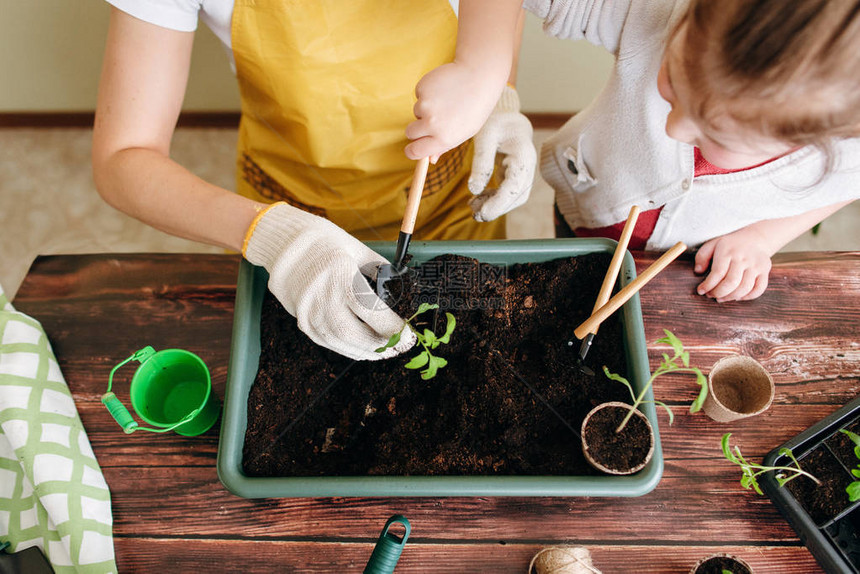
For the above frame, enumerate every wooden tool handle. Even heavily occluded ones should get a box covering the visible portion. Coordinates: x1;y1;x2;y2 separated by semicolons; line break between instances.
591;205;641;316
574;241;687;339
401;157;430;234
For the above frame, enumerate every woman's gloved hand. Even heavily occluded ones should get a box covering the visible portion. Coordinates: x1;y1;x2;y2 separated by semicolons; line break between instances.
468;85;537;222
243;202;416;360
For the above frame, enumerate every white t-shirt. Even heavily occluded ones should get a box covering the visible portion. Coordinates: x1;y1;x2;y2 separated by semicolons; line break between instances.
106;0;460;63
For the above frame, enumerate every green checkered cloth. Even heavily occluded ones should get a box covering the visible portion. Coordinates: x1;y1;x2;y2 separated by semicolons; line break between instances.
0;284;117;573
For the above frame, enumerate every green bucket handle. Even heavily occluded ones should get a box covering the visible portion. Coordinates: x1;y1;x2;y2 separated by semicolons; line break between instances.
363;515;411;574
102;346;200;434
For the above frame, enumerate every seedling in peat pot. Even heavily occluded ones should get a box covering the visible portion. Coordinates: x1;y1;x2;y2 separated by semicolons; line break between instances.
722;432;820;495
603;329;708;433
375;303;456;380
839;429;860;501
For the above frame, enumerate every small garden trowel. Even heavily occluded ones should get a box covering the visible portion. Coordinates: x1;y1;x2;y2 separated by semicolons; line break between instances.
574;241;688;341
572;205;640;375
376;157;430;303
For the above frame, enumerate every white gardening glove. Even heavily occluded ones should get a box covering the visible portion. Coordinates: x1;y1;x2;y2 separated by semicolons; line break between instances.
243;202;416;361
468;85;537;222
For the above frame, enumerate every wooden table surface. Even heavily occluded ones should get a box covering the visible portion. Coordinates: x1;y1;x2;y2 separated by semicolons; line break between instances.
13;251;860;573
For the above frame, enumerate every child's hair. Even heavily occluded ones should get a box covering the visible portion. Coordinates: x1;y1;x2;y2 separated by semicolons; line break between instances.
676;0;860;152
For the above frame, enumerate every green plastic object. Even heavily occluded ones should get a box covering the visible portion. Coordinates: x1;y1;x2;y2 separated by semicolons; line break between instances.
217;239;663;497
103;346;220;437
363;515;411;574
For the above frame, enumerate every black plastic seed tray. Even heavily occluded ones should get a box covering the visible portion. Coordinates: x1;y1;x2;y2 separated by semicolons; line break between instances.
761;394;860;574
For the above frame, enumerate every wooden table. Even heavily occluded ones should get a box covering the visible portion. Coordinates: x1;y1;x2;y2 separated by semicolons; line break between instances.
13;251;860;573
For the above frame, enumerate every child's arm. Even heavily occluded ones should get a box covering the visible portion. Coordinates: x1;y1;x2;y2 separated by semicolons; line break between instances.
694;200;855;302
405;0;523;161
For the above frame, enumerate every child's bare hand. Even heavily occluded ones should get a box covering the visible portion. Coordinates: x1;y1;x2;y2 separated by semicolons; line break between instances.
405;62;504;161
694;230;774;302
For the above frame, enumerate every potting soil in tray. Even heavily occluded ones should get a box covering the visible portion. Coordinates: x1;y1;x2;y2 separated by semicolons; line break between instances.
827;418;860;470
785;446;854;526
243;253;633;478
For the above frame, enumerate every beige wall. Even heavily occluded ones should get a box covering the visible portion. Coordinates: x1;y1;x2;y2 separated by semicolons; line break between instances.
518;14;614;113
0;0;240;112
0;2;611;114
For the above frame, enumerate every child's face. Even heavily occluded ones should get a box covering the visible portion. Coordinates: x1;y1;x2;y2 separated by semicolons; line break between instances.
657;24;795;170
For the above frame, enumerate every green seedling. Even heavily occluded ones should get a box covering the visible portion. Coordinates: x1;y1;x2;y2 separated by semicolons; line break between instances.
375;302;456;380
839;429;860;501
603;329;707;433
722;432;819;495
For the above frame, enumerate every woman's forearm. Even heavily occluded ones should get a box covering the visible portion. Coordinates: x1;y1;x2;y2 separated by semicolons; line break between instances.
92;9;265;253
93;147;264;252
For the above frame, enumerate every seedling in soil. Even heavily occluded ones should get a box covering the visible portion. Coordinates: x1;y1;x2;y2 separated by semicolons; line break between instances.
839;429;860;501
375;302;456;380
722;432;820;495
602;329;708;433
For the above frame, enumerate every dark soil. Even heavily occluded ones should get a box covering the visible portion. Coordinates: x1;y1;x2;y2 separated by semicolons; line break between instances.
825;418;860;471
693;555;751;574
785;446;854;526
243;253;636;477
582;404;652;473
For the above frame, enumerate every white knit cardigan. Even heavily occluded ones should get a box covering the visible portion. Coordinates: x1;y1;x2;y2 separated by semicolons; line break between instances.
523;0;860;250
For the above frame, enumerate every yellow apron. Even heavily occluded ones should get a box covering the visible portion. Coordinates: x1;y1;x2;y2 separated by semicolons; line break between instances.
231;0;505;241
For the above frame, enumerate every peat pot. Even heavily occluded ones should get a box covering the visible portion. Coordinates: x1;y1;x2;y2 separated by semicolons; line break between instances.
703;355;774;422
689;553;753;574
217;239;662;497
581;401;655;475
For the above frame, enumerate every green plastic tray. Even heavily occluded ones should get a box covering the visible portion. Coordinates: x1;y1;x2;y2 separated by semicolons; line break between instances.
217;239;663;497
